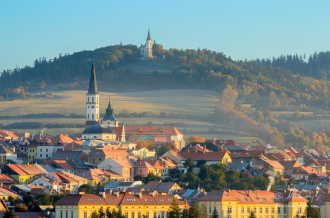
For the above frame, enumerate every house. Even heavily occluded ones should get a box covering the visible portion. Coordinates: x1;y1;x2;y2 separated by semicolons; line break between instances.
125;125;185;150
98;158;135;180
133;160;156;177
46;171;88;194
180;189;206;205
305;159;326;173
29;175;61;192
27;144;37;163
1;163;45;184
308;173;329;184
52;150;88;162
144;181;182;194
32;139;64;161
292;166;318;181
146;160;168;177
54;191;189;218
87;148;130;166
0;144;21;164
78;169;122;187
197;189;308;218
130;147;156;159
0;174;18;188
177;151;232;165
262;159;285;175
0;185;17;201
117;181;143;192
278;160;301;176
0;130;19;140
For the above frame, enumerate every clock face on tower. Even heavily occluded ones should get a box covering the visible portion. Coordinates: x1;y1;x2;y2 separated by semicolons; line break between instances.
91;105;95;109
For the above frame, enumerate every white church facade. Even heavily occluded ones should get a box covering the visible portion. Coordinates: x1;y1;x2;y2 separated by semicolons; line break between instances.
139;29;153;58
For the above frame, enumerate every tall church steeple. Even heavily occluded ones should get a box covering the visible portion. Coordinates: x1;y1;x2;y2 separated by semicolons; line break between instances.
85;60;100;126
147;29;152;41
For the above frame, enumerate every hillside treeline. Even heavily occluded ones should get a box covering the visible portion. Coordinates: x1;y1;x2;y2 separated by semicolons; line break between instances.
254;51;330;79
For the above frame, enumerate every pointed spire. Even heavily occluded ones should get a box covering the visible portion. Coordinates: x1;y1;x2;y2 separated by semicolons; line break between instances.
102;94;116;122
147;29;151;41
87;60;98;94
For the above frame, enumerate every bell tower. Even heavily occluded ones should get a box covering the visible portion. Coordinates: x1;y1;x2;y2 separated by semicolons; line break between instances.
85;60;100;126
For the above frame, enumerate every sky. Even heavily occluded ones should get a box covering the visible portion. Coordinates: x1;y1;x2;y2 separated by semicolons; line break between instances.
1;0;330;71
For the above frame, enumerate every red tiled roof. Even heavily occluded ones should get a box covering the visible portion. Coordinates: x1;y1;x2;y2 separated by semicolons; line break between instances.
125;126;182;136
278;160;301;170
0;174;18;184
53;160;74;170
78;169;121;181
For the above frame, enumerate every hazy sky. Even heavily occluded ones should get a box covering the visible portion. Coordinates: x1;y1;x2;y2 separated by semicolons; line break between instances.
1;0;330;71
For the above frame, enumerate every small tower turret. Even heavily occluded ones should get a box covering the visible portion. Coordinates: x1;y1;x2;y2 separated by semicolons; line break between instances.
101;96;118;127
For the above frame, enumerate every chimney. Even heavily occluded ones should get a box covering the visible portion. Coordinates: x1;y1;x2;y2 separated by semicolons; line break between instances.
139;192;143;198
228;189;230;194
12;147;15;153
109;190;113;195
116;192;120;197
0;182;3;188
99;192;106;198
27;162;29;166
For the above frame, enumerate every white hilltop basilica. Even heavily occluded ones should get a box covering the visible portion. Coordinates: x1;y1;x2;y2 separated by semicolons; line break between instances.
81;60;185;150
139;29;153;59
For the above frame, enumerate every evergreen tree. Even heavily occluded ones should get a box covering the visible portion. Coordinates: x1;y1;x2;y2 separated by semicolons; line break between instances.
181;209;189;218
188;201;200;218
90;210;101;218
211;208;219;218
248;211;256;218
98;207;106;218
302;199;321;218
3;210;15;218
168;199;181;218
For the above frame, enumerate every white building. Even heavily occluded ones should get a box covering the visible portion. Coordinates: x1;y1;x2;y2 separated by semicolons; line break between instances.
37;144;63;160
85;60;100;126
139;29;153;58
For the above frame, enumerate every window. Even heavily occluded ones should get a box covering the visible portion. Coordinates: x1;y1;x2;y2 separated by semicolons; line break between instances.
266;208;268;213
132;212;134;218
284;207;287;214
161;212;165;218
209;206;211;213
92;114;94;119
146;212;149;218
253;207;256;213
40;154;42;157
84;212;87;218
140;170;142;174
247;208;250;213
227;207;232;214
99;158;101;163
278;207;281;214
40;149;42;152
46;154;48;158
259;208;262;213
88;97;89;102
241;207;244;213
125;213;128;218
66;210;68;218
271;208;274;214
71;210;73;218
138;212;141;218
92;97;94;102
154;212;157;218
60;211;63;218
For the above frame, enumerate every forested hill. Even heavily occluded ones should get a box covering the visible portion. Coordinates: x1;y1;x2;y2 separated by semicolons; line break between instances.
1;44;329;110
253;51;330;79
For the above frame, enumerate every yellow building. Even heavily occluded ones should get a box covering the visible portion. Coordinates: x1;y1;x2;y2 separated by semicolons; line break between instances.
54;191;189;218
131;147;156;159
197;189;311;218
27;144;37;163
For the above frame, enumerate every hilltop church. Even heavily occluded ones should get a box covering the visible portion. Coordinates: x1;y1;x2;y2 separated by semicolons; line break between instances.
81;60;185;150
139;29;153;59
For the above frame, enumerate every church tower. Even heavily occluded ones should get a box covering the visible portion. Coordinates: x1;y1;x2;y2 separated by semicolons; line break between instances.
101;96;119;127
85;60;100;126
145;29;153;58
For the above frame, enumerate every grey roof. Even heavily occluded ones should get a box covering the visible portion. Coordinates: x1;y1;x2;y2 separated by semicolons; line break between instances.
118;182;135;187
52;150;84;161
82;124;115;134
104;180;122;188
34;164;58;173
291;184;319;190
224;145;247;151
228;162;250;171
14;184;32;193
0;144;13;154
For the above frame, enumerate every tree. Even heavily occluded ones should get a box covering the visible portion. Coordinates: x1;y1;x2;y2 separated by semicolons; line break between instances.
186;136;205;145
188;201;200;218
168;199;181;218
133;175;144;182
157;144;171;156
90;210;101;218
184;158;194;172
15;203;28;212
198;164;211;180
302;198;321;218
144;173;163;183
211;208;219;218
181;209;189;218
79;184;92;194
3;210;15;218
248;211;256;218
98;207;106;218
200;204;208;218
196;160;207;167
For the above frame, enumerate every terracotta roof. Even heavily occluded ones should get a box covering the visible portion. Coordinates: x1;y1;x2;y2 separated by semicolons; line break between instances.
111;159;135;168
0;174;18;184
125;126;182;136
51;172;86;183
7;164;44;175
78;169;121;181
278;160;301;170
317;160;330;171
0;187;17;196
53;160;74;170
293;166;318;175
199;190;283;204
0;130;20;140
264;160;284;169
133;160;154;168
56;135;74;143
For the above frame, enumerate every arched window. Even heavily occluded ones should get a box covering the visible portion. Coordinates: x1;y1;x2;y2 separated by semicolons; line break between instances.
92;97;94;102
92;114;94;119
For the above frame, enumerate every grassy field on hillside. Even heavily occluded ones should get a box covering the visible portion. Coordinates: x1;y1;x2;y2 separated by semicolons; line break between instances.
124;59;173;74
0;89;263;144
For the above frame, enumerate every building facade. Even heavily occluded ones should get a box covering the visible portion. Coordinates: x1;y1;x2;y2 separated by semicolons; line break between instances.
85;60;100;126
139;29;153;58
